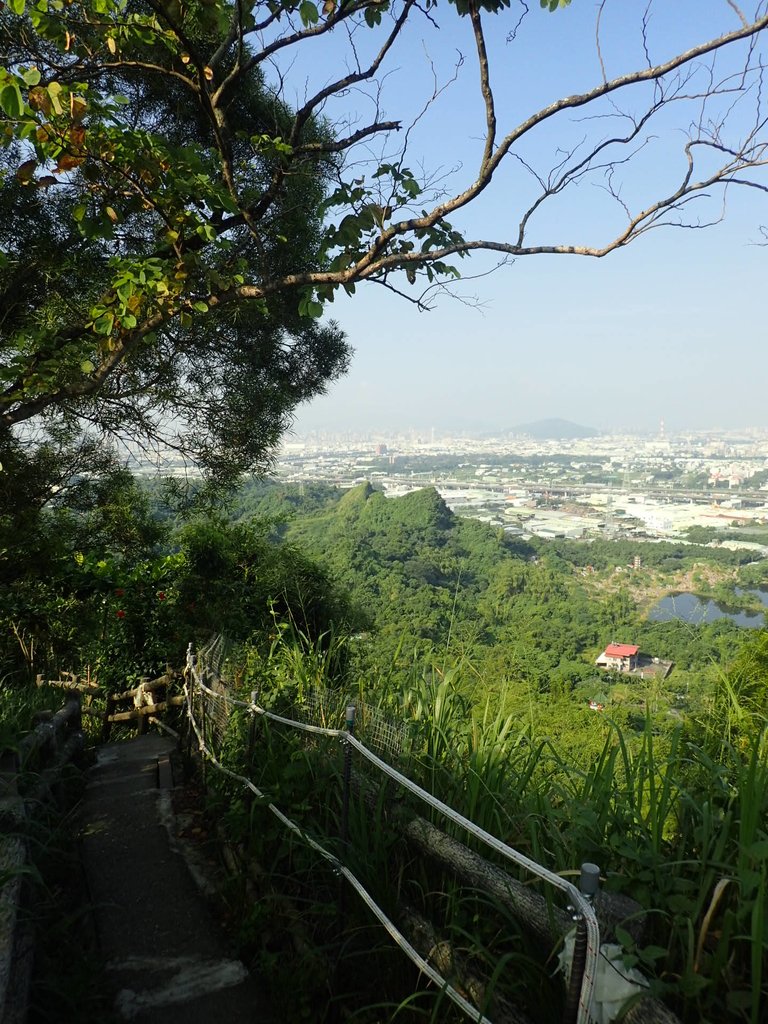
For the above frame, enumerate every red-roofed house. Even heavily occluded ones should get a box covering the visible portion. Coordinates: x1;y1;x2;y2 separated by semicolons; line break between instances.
596;643;639;673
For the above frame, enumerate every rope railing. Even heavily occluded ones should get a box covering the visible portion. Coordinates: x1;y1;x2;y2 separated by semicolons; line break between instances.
185;642;600;1024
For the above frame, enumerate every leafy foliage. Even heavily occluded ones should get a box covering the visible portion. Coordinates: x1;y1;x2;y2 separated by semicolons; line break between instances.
4;459;768;1021
0;465;358;688
1;0;352;482
238;482;753;706
201;628;768;1024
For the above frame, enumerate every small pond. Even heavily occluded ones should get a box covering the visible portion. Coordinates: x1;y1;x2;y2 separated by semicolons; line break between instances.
648;591;766;628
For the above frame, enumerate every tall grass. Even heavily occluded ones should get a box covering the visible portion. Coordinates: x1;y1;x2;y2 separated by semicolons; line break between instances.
204;633;766;1023
0;676;60;752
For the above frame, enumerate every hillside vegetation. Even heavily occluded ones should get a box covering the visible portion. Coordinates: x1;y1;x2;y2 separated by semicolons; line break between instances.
3;476;767;1023
236;482;759;725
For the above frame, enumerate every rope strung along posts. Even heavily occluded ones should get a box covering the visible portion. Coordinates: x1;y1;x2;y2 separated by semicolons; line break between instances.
345;734;600;1024
185;643;599;1024
183;659;496;1024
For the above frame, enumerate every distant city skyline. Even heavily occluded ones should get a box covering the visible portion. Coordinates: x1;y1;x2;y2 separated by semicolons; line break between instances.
286;420;768;442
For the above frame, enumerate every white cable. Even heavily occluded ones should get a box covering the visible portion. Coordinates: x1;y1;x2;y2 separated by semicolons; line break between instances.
346;734;599;1024
183;682;492;1024
192;665;345;738
188;651;599;1024
251;704;344;737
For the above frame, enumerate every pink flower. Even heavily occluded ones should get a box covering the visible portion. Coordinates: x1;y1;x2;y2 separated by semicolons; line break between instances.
115;587;125;597
116;609;126;619
157;591;166;601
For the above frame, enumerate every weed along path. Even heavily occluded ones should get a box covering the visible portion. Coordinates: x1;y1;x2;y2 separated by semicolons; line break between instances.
79;734;274;1023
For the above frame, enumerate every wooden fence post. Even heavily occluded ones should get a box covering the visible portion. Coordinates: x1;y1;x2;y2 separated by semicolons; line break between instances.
136;679;149;736
101;693;114;744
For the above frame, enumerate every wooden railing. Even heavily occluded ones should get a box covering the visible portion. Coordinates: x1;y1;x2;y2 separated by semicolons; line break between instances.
35;670;184;742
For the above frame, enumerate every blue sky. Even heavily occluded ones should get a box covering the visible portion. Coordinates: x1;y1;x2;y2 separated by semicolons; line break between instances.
282;1;768;436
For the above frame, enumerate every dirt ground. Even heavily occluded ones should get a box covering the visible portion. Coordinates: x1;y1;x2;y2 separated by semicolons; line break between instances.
578;561;735;614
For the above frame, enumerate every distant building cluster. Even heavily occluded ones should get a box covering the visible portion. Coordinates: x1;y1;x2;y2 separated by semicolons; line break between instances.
269;429;768;552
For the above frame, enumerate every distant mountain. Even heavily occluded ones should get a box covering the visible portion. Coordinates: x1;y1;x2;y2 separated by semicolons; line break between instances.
507;418;600;440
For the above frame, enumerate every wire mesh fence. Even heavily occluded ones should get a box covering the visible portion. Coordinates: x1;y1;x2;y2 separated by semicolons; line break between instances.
186;635;602;1024
194;635;410;762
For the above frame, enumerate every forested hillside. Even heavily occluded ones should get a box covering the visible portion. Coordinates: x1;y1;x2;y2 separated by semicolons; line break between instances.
4;472;768;1023
233;480;759;725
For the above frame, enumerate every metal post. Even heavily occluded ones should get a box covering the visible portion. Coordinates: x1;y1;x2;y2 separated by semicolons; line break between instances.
200;692;207;787
185;645;194;768
338;704;355;923
245;690;258;821
563;862;600;1024
341;704;355;849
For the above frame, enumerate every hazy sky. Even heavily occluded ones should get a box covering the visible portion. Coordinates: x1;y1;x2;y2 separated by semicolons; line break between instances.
285;1;768;437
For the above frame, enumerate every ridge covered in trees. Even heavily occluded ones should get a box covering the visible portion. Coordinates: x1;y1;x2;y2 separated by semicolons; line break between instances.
232;480;762;710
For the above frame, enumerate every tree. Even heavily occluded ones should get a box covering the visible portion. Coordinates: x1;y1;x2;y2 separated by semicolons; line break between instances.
1;0;353;482
1;0;767;479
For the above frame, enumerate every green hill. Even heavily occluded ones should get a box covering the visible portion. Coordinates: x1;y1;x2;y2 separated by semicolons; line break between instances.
233;482;753;695
507;417;600;439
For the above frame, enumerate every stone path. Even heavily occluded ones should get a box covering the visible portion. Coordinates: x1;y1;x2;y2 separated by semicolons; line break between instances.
79;735;274;1023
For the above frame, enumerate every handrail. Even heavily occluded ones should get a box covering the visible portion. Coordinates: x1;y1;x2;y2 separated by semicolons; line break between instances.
185;645;600;1024
183;673;496;1024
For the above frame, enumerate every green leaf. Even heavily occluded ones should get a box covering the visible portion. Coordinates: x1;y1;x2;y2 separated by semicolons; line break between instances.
9;0;26;14
299;0;319;25
193;300;209;313
93;312;115;336
80;359;95;373
21;67;41;87
639;945;668;962
195;223;216;242
47;81;63;116
745;840;768;859
727;991;757;1011
0;83;24;119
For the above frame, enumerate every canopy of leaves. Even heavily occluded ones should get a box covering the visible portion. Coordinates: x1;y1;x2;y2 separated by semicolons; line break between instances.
1;0;352;482
234;480;753;695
